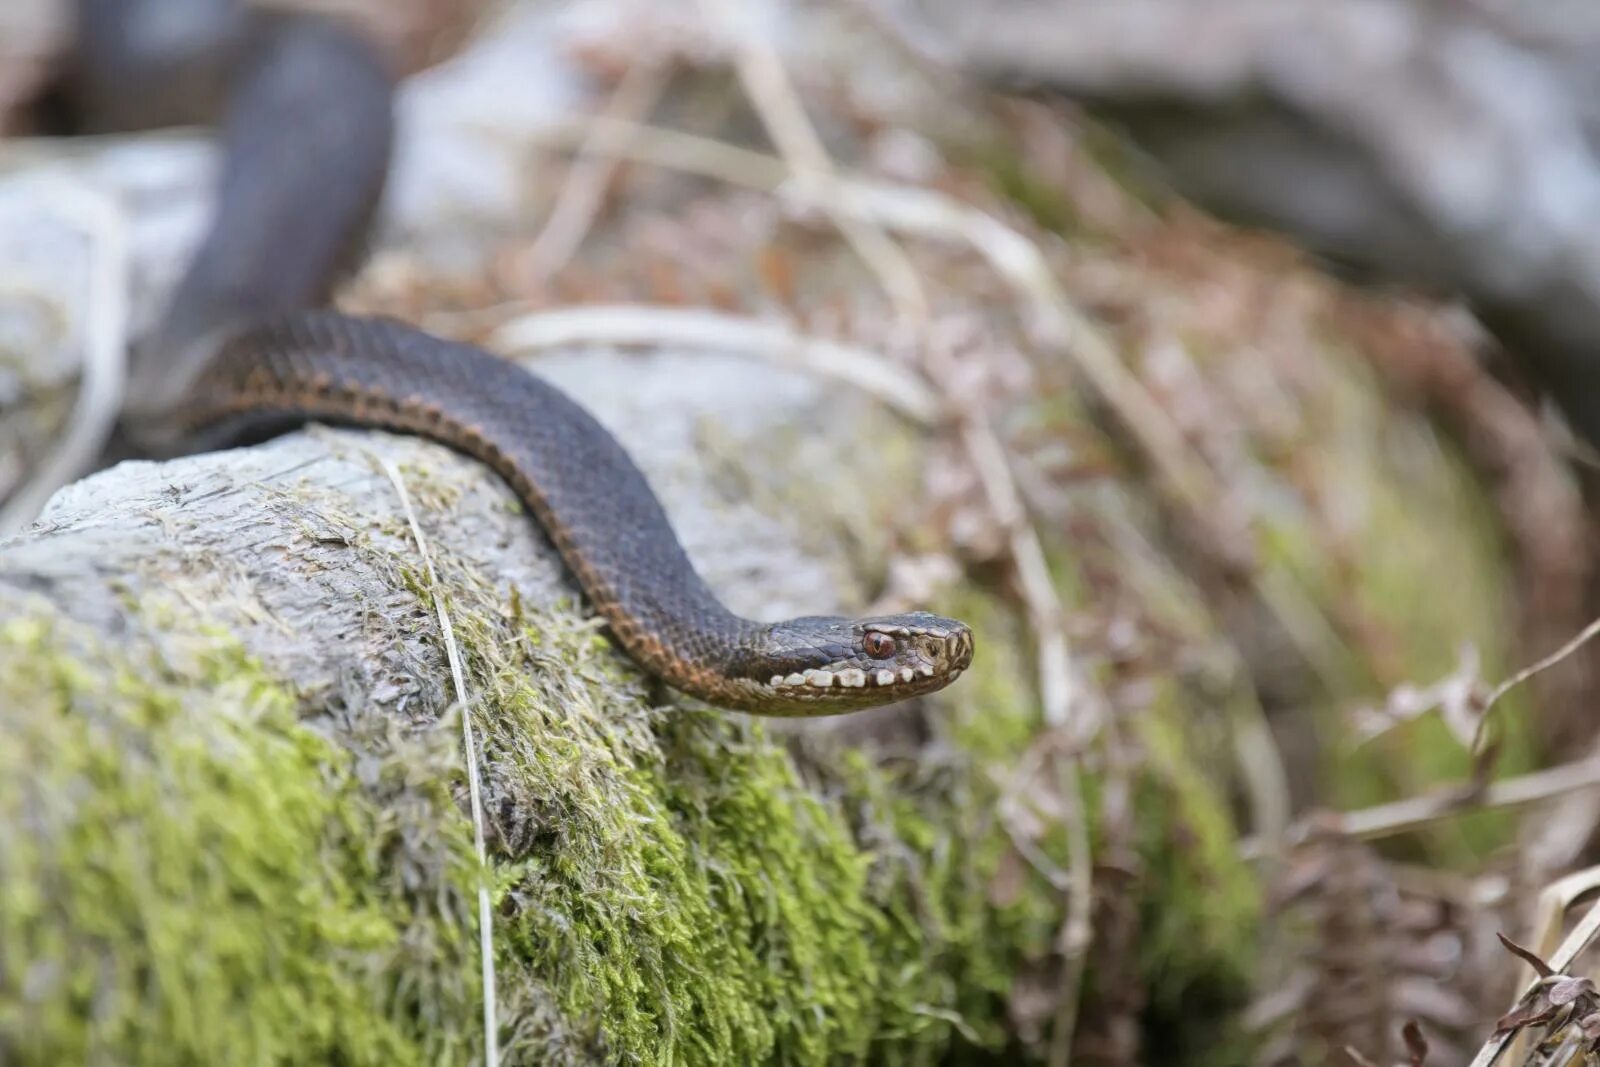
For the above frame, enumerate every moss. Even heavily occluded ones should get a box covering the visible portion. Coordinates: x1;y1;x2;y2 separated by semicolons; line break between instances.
2;566;1258;1066
1241;337;1535;861
0;548;1039;1067
0;614;479;1066
445;568;1044;1064
934;585;1260;1066
456;603;876;1063
2;420;1265;1067
1132;685;1261;1063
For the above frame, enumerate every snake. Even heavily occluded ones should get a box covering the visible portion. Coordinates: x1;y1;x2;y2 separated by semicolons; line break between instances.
69;0;974;716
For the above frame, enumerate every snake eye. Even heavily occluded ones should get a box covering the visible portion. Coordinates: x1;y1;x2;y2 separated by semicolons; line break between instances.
863;632;895;659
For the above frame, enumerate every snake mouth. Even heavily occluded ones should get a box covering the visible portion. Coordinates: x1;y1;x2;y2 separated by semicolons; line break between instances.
763;621;974;699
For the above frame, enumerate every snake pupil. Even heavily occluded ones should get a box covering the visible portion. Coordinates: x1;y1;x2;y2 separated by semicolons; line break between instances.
864;632;895;659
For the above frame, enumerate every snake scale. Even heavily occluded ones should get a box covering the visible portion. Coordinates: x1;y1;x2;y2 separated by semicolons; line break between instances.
72;0;974;715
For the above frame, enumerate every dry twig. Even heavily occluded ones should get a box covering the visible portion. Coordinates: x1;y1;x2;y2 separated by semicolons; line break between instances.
527;116;789;189
1247;610;1600;859
522;58;671;281
1503;867;1600;1064
1297;757;1600;845
696;0;929;328
491;304;940;424
1472;617;1600;755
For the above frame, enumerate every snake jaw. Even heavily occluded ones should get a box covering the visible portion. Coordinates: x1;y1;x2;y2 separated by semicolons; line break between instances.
739;611;974;715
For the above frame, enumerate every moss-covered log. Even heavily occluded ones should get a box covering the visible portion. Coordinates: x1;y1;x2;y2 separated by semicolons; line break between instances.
0;347;1258;1064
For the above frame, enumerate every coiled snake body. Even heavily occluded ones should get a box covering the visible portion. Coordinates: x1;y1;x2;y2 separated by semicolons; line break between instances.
76;1;973;716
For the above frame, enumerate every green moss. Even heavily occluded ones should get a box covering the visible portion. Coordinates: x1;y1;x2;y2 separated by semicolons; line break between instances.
0;614;478;1066
456;604;871;1063
2;447;1263;1067
935;584;1260;1066
1133;687;1261;1063
1243;338;1534;861
448;575;1039;1065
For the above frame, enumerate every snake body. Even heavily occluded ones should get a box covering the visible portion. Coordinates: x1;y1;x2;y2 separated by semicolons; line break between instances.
80;1;973;716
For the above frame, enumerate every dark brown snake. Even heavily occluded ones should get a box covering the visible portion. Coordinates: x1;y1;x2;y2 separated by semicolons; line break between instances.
72;0;973;715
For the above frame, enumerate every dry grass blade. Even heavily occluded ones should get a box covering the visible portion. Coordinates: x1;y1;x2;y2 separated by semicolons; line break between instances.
1471;616;1600;754
1229;691;1293;852
813;178;1221;524
490;304;940;424
696;0;929;328
527;116;790;190
1336;756;1600;842
378;457;499;1067
1049;758;1093;1067
522;58;670;280
1239;756;1600;863
1527;868;1600;977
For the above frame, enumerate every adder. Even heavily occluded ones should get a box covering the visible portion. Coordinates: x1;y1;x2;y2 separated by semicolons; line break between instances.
61;0;974;715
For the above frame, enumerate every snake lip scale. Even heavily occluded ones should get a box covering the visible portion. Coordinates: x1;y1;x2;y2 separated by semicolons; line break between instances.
102;4;976;718
748;616;974;708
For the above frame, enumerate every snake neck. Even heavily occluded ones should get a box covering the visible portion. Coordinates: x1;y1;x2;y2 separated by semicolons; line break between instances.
588;596;767;707
498;472;763;704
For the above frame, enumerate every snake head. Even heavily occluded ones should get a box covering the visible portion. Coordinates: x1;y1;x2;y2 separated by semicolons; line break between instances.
741;611;975;715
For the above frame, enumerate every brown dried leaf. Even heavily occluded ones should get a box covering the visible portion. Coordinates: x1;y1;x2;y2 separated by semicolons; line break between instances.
1496;931;1555;977
1493;994;1558;1037
1547;975;1595;1006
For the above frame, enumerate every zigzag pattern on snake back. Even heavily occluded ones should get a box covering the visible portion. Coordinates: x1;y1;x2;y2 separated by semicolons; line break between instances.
100;0;973;716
